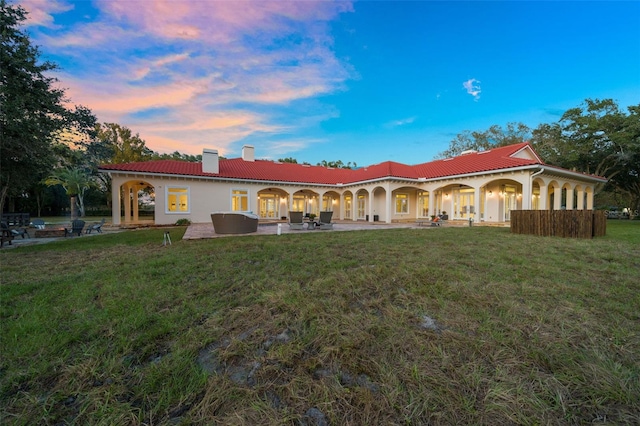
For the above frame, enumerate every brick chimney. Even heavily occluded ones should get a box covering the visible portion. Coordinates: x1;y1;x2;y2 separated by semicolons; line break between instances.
202;148;219;174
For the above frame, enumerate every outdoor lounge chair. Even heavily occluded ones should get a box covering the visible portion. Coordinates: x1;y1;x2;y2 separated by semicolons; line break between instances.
318;211;334;230
288;211;305;230
1;222;14;247
1;220;28;239
11;227;29;238
430;215;447;227
32;219;46;229
86;218;106;234
65;219;85;237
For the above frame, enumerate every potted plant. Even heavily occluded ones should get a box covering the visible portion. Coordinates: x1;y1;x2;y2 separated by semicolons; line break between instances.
440;211;448;220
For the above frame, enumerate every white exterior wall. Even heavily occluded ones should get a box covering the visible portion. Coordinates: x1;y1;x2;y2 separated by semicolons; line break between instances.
107;167;603;226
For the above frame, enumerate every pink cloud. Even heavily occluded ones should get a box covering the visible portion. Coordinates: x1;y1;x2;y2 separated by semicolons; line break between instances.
97;0;353;42
26;0;355;156
19;0;73;28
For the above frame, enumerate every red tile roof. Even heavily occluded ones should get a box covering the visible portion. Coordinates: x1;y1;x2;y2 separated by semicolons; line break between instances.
99;142;600;184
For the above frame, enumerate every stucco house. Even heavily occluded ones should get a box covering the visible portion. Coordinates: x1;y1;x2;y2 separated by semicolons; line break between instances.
98;142;607;226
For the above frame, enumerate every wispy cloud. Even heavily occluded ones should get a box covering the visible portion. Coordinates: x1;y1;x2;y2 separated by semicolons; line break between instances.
21;0;355;156
463;78;481;101
386;116;416;128
19;0;72;28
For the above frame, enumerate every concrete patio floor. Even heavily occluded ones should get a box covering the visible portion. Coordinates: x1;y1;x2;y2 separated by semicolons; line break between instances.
183;220;446;240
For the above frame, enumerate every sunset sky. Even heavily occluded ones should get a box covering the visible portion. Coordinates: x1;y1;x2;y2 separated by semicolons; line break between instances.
17;0;640;166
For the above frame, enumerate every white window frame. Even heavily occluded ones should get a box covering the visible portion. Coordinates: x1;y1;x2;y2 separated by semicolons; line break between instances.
395;193;409;215
231;188;250;212
166;186;190;214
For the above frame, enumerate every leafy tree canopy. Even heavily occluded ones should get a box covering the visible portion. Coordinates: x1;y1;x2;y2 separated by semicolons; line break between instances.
439;99;640;211
278;157;298;164
437;122;532;159
153;151;202;162
317;159;357;169
0;0;96;212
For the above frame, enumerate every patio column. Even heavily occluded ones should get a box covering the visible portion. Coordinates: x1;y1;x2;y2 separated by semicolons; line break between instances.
385;189;392;224
474;188;481;221
368;192;374;222
123;183;132;224
428;190;435;218
566;187;574;210
554;187;562;210
538;185;548;210
132;184;140;222
521;179;532;210
112;182;121;225
576;188;585;210
339;193;344;220
586;188;594;210
289;193;294;215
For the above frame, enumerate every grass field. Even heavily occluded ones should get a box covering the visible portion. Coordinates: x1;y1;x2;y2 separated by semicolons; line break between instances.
1;221;639;425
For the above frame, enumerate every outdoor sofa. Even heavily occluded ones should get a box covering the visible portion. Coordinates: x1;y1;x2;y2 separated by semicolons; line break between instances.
211;212;259;234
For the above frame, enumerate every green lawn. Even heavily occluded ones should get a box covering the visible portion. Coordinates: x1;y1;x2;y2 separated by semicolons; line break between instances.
1;221;639;425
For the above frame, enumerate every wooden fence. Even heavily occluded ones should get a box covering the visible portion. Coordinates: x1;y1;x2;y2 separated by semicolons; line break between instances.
510;210;606;238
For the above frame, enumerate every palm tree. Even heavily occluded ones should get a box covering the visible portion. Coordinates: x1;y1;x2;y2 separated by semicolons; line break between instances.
44;168;93;219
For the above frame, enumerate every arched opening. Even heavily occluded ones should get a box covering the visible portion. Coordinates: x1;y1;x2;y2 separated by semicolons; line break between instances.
292;189;319;216
548;181;561;210
120;180;155;225
532;179;543;210
257;188;288;219
483;179;523;221
342;190;354;220
321;190;340;213
451;184;476;220
372;186;386;222
355;189;369;220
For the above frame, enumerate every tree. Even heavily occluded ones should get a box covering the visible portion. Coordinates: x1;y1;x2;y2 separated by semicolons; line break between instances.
0;1;96;213
316;159;357;169
44;168;94;219
537;99;639;210
96;123;154;164
153;151;202;162
278;157;298;164
438;123;532;158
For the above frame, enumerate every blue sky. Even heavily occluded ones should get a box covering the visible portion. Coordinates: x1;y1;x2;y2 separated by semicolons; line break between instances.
17;0;640;166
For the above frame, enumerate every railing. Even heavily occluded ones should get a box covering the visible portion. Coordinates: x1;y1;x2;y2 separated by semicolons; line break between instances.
510;210;606;238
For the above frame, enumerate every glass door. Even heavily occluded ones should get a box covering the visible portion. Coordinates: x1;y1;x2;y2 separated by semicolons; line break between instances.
259;195;278;218
504;185;517;221
357;195;366;220
417;192;429;217
454;188;475;219
344;196;352;219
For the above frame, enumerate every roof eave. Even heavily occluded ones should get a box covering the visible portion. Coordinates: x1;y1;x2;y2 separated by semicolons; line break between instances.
98;168;342;187
540;165;608;183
